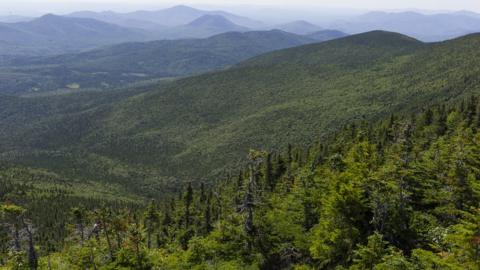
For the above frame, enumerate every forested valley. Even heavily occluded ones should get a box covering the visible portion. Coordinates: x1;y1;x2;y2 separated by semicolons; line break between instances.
1;8;480;269
2;96;480;269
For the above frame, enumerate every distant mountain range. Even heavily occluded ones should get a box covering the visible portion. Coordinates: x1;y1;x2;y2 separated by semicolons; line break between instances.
68;5;264;29
0;14;149;55
1;30;344;94
157;15;250;39
274;20;323;35
1;5;480;57
306;30;348;41
333;11;480;41
0;7;267;56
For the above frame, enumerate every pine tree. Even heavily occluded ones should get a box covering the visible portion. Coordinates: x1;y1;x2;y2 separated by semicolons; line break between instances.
96;207;114;261
143;200;159;249
203;197;213;234
184;183;193;228
263;152;274;191
287;144;293;164
435;105;448;136
465;96;477;126
199;182;206;203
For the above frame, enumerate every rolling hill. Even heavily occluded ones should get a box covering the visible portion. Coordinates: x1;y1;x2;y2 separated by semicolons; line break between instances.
306;29;348;41
274;20;323;34
0;30;317;95
1;31;480;197
0;14;149;55
67;10;166;30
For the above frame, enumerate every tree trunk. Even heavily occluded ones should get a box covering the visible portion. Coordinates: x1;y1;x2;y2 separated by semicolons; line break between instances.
22;218;38;270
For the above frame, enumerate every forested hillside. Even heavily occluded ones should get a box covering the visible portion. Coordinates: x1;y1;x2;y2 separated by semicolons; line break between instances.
1;96;479;269
0;30;316;95
1;2;480;269
1;31;480;200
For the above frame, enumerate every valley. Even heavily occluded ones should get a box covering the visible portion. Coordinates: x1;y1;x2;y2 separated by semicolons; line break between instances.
1;3;480;269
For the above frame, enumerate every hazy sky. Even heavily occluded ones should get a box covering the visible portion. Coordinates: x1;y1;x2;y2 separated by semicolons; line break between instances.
1;0;479;16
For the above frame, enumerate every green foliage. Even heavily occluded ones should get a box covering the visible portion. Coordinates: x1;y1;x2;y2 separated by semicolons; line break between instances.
2;32;480;269
3;32;480;202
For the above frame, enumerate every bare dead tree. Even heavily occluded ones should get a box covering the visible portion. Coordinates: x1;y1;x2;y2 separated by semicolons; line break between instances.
239;150;265;251
21;217;38;270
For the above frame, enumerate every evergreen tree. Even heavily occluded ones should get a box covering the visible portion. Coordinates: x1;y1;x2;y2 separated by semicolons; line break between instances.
263;152;274;191
184;183;193;228
143;200;159;249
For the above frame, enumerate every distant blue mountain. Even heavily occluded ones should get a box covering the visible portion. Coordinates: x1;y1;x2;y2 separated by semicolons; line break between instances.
274;20;323;35
0;14;149;55
68;5;265;29
332;11;480;41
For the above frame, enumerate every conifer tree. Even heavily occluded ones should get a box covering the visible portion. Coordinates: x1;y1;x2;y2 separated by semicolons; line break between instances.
203;197;213;234
184;183;193;228
263;152;274;191
143;200;159;249
199;182;206;203
96;207;114;261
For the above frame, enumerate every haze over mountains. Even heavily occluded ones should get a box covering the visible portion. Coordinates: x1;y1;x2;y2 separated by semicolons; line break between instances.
274;20;323;35
0;14;150;55
333;11;480;41
1;5;480;58
68;5;264;29
0;30;326;95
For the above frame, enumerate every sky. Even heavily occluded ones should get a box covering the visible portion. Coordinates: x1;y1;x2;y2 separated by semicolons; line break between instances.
1;0;479;16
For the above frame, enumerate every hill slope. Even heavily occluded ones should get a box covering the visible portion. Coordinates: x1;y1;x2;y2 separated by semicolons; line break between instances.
67;10;165;30
0;14;148;55
8;95;479;269
306;29;348;41
159;15;250;39
0;30;317;95
274;20;323;35
2;31;480;196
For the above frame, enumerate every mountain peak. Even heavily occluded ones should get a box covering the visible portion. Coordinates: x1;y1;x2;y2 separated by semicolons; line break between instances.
339;30;423;49
167;5;199;12
187;14;237;28
37;13;61;20
31;13;69;24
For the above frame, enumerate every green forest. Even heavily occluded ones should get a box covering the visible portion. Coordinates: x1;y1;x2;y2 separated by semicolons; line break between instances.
2;95;480;269
1;30;480;269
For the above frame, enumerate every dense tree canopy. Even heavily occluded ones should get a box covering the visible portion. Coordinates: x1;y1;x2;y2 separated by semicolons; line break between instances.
1;97;479;269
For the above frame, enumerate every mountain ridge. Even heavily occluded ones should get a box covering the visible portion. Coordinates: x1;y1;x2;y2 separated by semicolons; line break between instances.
333;11;480;41
0;30;318;94
1;31;480;195
0;14;149;55
274;20;323;34
68;5;264;29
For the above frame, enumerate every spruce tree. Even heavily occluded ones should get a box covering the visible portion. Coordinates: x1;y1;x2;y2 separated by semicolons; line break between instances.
184;183;193;228
143;200;159;249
